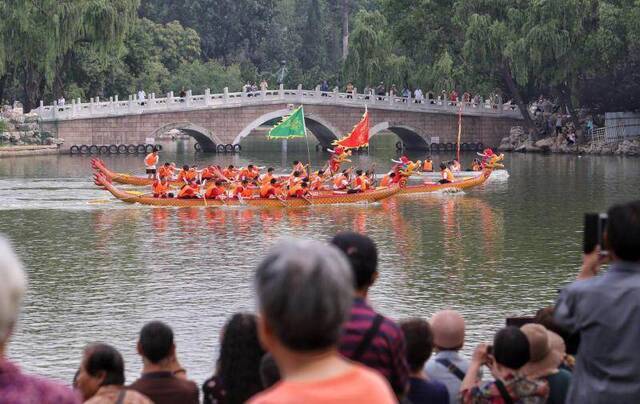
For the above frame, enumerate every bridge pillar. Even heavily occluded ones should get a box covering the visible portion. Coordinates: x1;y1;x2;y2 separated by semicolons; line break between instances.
205;88;211;105
224;87;229;102
279;84;284;99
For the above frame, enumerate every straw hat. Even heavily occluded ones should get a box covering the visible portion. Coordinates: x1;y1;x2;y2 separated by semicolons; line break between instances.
520;324;563;378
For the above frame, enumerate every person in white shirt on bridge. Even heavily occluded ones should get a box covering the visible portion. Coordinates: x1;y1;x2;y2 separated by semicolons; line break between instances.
414;88;424;104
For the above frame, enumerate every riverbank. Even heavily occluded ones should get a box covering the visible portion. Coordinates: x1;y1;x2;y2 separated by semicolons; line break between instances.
499;127;640;156
0;145;61;157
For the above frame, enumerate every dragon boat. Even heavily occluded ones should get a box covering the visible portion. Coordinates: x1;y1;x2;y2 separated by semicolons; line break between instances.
93;173;400;208
92;159;175;186
398;168;493;195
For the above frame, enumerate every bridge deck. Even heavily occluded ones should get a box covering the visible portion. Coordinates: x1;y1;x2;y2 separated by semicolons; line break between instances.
37;86;522;122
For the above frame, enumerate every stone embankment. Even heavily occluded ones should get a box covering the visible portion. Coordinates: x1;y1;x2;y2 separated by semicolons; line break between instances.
0;106;63;157
499;127;639;156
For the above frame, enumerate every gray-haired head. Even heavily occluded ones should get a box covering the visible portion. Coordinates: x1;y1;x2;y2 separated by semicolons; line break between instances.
0;236;27;343
255;239;354;351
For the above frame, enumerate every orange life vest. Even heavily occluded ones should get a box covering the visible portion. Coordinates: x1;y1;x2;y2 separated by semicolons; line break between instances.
423;160;433;172
380;175;392;187
152;180;169;196
355;176;369;191
158;166;172;179
260;184;276;198
178;184;198;198
442;168;455;182
144;153;158;167
205;184;225;199
260;173;274;186
241;187;254;198
333;175;347;189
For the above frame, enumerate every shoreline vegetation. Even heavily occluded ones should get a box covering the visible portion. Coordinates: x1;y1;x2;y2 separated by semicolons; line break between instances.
501;127;640;157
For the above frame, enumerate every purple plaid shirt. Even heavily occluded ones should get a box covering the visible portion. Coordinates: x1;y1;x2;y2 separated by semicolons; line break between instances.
338;297;410;396
0;359;80;404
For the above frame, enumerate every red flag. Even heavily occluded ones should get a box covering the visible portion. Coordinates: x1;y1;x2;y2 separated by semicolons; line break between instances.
333;110;369;149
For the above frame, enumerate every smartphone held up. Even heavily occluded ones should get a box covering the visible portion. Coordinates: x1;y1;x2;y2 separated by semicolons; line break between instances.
584;213;608;255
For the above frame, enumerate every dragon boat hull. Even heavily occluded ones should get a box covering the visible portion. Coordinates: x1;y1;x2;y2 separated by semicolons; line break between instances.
94;173;399;208
399;169;492;194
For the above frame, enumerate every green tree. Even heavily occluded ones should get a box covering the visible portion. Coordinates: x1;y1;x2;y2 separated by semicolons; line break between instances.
0;0;139;111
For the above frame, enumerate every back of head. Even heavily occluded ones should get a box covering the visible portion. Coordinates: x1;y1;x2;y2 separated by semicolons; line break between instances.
330;231;378;291
607;200;640;261
400;318;434;372
493;326;530;370
255;239;353;351
430;310;465;350
0;237;27;343
219;313;265;403
84;343;125;386
139;321;174;363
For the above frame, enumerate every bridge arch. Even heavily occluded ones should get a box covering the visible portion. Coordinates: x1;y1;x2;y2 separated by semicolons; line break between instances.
232;109;340;147
151;122;221;152
370;122;429;151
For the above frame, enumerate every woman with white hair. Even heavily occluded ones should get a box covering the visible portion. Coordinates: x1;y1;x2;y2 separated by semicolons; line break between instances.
248;239;395;404
0;237;79;403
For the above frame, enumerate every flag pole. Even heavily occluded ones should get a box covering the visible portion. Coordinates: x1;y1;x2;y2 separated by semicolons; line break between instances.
456;102;462;161
301;106;312;174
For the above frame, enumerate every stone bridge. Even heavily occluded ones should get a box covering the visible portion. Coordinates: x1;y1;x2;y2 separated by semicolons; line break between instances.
37;86;522;152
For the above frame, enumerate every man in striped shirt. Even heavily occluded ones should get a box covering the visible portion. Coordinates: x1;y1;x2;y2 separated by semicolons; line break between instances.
331;231;410;398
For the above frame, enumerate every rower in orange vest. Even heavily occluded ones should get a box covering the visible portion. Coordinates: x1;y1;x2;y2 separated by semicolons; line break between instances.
157;162;173;180
177;165;191;183
152;177;170;198
422;157;433;172
290;160;307;177
144;149;159;179
177;181;199;199
260;167;275;186
204;180;226;200
222;165;237;181
438;162;455;184
333;170;350;190
380;172;396;187
260;178;279;198
352;169;369;192
309;170;327;191
288;171;302;189
232;179;252;199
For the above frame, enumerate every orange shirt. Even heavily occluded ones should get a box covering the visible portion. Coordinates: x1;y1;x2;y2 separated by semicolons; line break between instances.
333;175;348;189
241;187;254;198
260;173;274;186
223;169;237;180
201;167;214;179
177;170;189;182
158;166;172;179
288;184;302;197
152;180;169;196
178;184;198;198
204;185;225;199
248;364;396;404
380;175;392;187
355;176;368;191
144;153;158;167
442;168;455;182
423;160;433;172
260;184;276;198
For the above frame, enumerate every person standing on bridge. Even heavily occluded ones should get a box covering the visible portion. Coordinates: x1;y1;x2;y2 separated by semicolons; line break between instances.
144;148;160;179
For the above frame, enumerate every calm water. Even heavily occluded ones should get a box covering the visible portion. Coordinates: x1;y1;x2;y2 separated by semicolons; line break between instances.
0;148;639;388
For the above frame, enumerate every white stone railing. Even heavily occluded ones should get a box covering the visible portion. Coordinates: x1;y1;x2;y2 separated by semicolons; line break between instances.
36;84;522;122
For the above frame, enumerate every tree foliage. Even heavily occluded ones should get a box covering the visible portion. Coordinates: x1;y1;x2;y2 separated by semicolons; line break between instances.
0;0;638;115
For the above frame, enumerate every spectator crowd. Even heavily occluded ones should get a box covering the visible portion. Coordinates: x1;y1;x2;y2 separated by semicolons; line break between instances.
1;200;639;403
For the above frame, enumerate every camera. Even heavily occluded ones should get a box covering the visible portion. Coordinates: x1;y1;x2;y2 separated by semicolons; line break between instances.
584;213;608;254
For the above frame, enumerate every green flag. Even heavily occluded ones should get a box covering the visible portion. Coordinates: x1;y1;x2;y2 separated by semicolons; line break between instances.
267;106;306;139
